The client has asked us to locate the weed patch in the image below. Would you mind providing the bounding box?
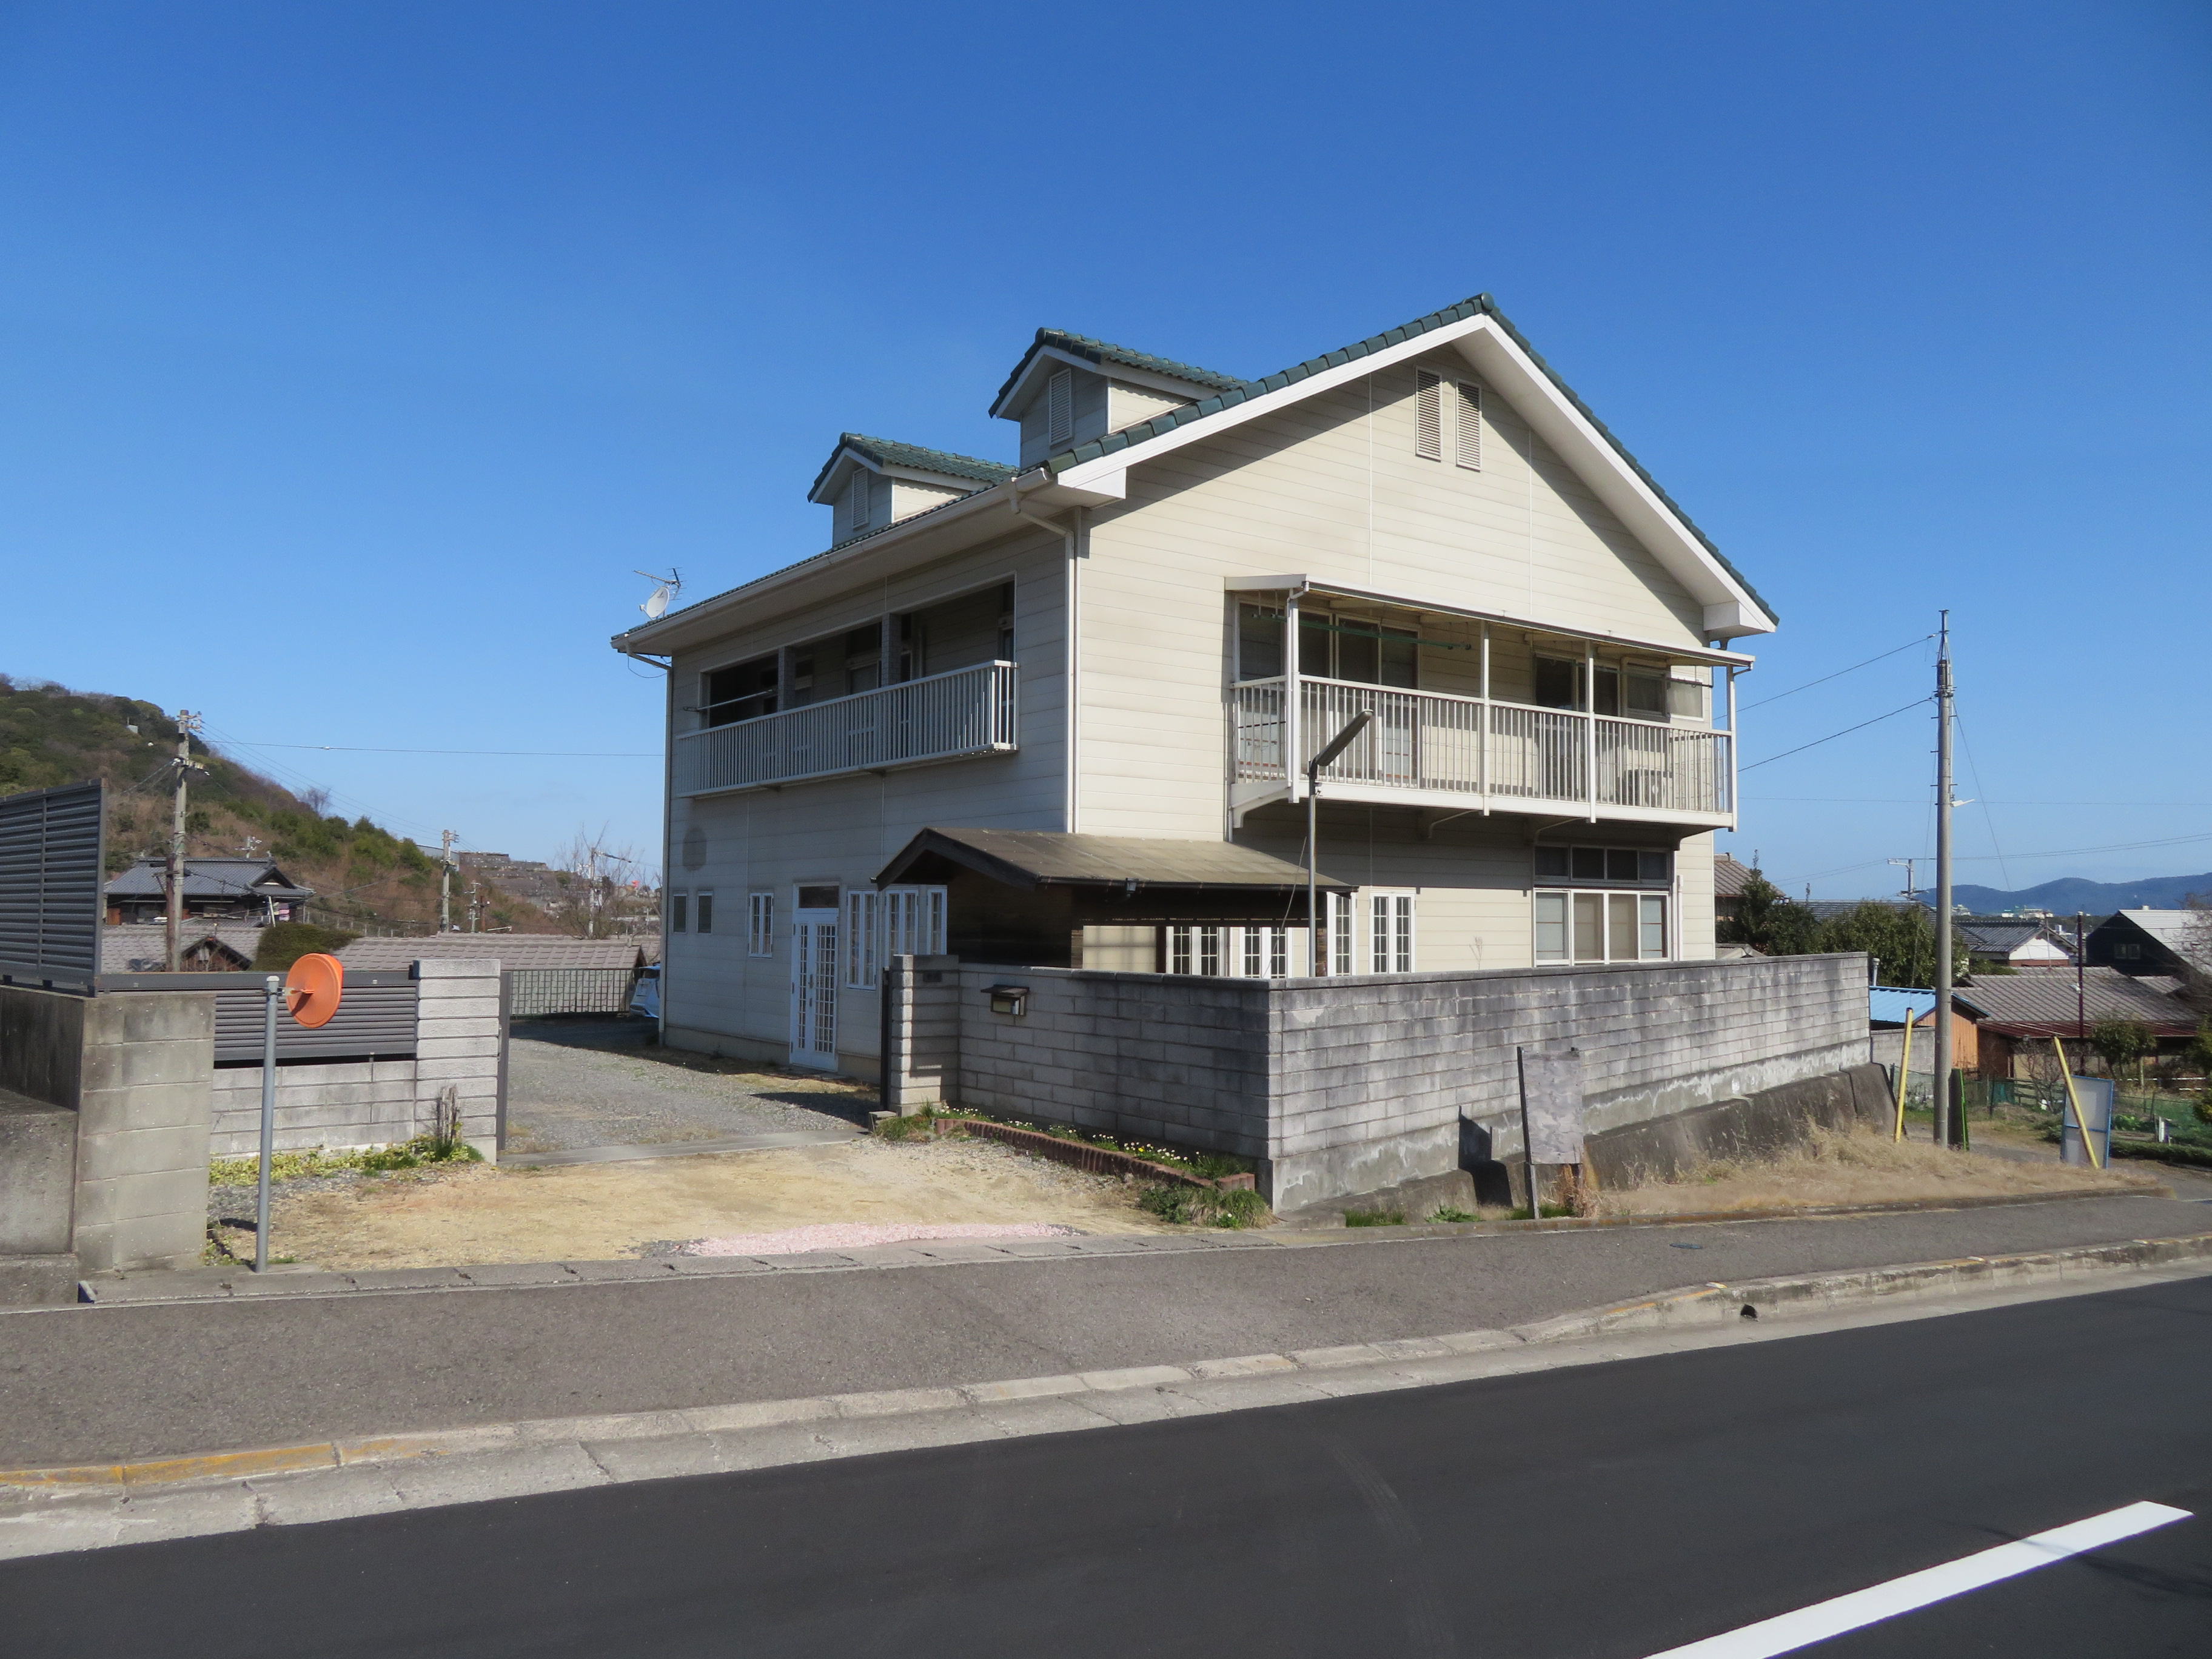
[1342,1207,1405,1227]
[1427,1205,1476,1224]
[1138,1184,1271,1228]
[210,1134,481,1187]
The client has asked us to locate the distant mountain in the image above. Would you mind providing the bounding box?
[1914,873,2212,916]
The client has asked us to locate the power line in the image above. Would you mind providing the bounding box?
[1739,698,1931,773]
[1739,636,1931,711]
[219,741,657,758]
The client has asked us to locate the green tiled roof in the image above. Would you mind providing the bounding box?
[1043,293,1775,623]
[991,329,1246,414]
[808,432,1014,501]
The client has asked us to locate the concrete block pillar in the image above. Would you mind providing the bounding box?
[72,990,216,1273]
[881,955,960,1114]
[413,957,503,1161]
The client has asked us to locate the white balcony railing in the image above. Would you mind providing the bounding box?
[677,660,1017,797]
[1232,677,1732,819]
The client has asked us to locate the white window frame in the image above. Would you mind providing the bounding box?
[1167,923,1293,979]
[748,891,774,957]
[1535,890,1670,964]
[844,889,880,988]
[882,885,947,959]
[1325,890,1356,975]
[1369,891,1415,974]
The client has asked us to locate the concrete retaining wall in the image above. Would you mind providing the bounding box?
[883,953,1872,1212]
[1583,1062,1894,1188]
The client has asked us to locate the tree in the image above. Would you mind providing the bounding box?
[551,826,660,938]
[1718,871,1820,956]
[2089,1016,2156,1090]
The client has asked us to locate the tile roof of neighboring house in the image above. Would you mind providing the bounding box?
[808,433,1015,501]
[990,328,1247,413]
[100,922,262,973]
[335,935,649,970]
[105,857,315,901]
[1869,986,1939,1027]
[1956,919,2070,957]
[876,826,1352,893]
[1951,967,2197,1036]
[1713,854,1756,899]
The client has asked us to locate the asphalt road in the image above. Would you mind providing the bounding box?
[5,1193,2207,1467]
[5,1274,2208,1657]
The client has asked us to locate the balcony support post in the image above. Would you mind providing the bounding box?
[1584,640,1599,822]
[1478,623,1491,811]
[1284,589,1303,802]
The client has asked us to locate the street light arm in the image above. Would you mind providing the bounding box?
[1308,710,1372,780]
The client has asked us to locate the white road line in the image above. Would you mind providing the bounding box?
[1641,1500,2192,1658]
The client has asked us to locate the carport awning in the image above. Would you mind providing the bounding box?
[874,828,1350,894]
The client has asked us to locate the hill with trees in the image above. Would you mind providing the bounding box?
[0,675,563,936]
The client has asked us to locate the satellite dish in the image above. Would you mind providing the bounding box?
[635,568,681,620]
[284,953,345,1029]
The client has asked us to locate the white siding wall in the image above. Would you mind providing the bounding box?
[1106,381,1190,433]
[889,478,963,523]
[663,524,1068,1070]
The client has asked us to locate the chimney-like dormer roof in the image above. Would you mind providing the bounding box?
[806,432,1015,504]
[988,329,1245,421]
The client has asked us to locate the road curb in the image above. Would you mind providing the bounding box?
[7,1228,2208,1528]
[48,1185,2167,1310]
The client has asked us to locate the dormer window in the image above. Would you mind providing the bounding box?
[1047,369,1074,448]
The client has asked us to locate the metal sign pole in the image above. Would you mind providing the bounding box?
[255,973,280,1272]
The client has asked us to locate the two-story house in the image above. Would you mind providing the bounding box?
[614,295,1777,1078]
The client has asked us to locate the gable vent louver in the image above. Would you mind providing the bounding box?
[1047,369,1074,448]
[1415,370,1443,461]
[846,471,871,532]
[1456,381,1481,471]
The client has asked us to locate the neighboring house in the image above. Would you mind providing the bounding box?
[1950,968,2198,1079]
[2085,910,2208,979]
[99,922,261,973]
[1865,985,1971,1078]
[613,295,1778,1076]
[1954,917,2074,973]
[1712,853,1755,928]
[104,857,313,925]
[337,936,651,971]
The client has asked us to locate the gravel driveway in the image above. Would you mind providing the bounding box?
[504,1019,869,1154]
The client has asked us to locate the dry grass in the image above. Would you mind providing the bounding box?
[1587,1125,2164,1219]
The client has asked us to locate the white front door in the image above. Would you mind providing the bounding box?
[789,913,839,1069]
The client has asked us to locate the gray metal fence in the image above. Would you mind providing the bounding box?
[96,970,420,1062]
[505,967,642,1017]
[0,780,106,993]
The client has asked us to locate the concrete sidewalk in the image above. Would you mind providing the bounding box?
[4,1192,2207,1469]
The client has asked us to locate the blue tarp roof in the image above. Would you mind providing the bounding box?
[1869,986,1938,1026]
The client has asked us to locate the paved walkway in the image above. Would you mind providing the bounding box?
[503,1019,865,1154]
[5,1191,2207,1467]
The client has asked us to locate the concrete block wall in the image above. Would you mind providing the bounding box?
[70,990,216,1273]
[882,953,1872,1211]
[207,959,504,1159]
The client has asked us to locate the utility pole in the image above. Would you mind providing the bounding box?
[1932,614,1956,1149]
[165,710,203,972]
[439,831,457,933]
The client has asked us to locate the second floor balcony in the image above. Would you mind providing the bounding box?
[677,660,1017,797]
[1232,676,1734,826]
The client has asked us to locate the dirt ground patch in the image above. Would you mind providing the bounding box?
[268,1136,1177,1270]
[1587,1125,2165,1219]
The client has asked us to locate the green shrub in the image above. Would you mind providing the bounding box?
[871,1111,936,1143]
[1427,1205,1476,1224]
[1342,1207,1405,1227]
[252,921,360,973]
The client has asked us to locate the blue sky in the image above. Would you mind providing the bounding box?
[2,1,2205,893]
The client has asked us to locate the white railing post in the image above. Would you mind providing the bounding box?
[1583,641,1598,822]
[1478,622,1490,808]
[1284,590,1302,802]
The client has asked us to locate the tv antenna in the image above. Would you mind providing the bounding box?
[635,569,682,620]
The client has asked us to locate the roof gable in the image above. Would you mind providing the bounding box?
[988,329,1245,421]
[806,434,1014,505]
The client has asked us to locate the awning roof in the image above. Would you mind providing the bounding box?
[876,828,1350,893]
[1224,575,1755,668]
